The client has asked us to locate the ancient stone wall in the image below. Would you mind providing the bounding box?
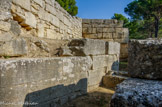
[82,19,129,59]
[0,0,122,106]
[0,0,82,40]
[128,39,162,80]
[0,39,120,107]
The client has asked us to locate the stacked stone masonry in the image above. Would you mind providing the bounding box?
[0,39,120,107]
[0,0,82,40]
[0,0,124,106]
[82,19,129,59]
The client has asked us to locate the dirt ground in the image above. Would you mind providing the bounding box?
[62,87,115,107]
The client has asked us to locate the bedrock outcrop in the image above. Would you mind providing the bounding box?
[128,39,162,80]
[111,78,162,107]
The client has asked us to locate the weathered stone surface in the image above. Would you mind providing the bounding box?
[0,0,12,12]
[0,21,11,31]
[0,57,93,106]
[128,39,162,80]
[0,38,28,56]
[45,3,56,15]
[13,0,31,11]
[0,33,13,42]
[58,39,106,56]
[37,23,45,38]
[107,55,119,71]
[111,78,162,107]
[103,75,127,89]
[24,12,37,28]
[120,43,128,59]
[68,39,106,56]
[88,68,106,91]
[0,12,12,21]
[107,41,120,55]
[92,55,108,70]
[33,0,43,7]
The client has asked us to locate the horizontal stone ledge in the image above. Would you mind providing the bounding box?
[58,39,106,56]
[0,56,92,88]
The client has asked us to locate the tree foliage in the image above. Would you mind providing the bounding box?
[124,0,162,38]
[112,13,146,39]
[56,0,78,16]
[112,13,129,27]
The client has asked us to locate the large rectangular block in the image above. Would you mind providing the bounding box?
[23,12,37,28]
[107,54,119,71]
[128,39,162,80]
[107,41,120,55]
[68,39,106,56]
[0,58,63,87]
[0,21,11,31]
[92,55,109,70]
[0,38,28,57]
[88,68,106,89]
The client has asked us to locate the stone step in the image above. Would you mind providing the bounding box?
[102,74,128,89]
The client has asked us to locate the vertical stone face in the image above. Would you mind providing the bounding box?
[82,19,129,60]
[128,39,162,80]
[37,23,44,38]
[0,38,28,56]
[24,12,37,28]
[107,42,120,55]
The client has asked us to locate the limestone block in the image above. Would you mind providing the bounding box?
[46,29,57,39]
[82,23,91,28]
[68,39,106,56]
[0,84,29,106]
[96,28,102,33]
[0,32,13,42]
[92,55,109,70]
[0,0,12,12]
[33,0,43,7]
[38,9,51,22]
[37,23,44,38]
[0,12,12,20]
[107,55,119,71]
[82,28,88,33]
[50,15,60,27]
[128,39,162,80]
[82,19,91,24]
[91,19,104,24]
[62,56,92,84]
[12,0,31,11]
[45,3,56,15]
[64,17,71,27]
[111,78,162,107]
[120,43,128,59]
[23,12,37,28]
[0,58,63,87]
[0,38,28,56]
[102,75,127,89]
[58,46,73,56]
[91,28,96,33]
[107,41,120,54]
[45,0,55,6]
[103,28,115,33]
[10,20,21,35]
[83,33,98,39]
[103,33,113,39]
[88,68,106,89]
[0,21,11,31]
